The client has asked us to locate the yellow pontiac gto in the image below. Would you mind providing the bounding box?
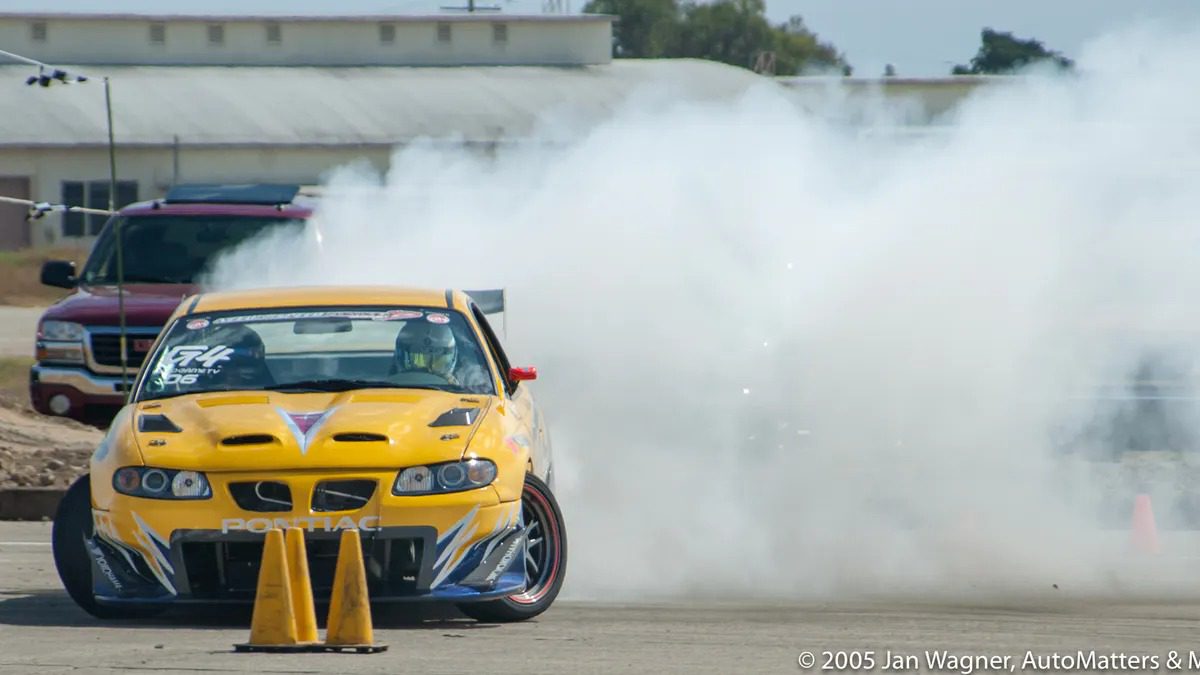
[52,286,565,622]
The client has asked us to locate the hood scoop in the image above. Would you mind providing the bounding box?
[198,394,270,408]
[429,407,480,428]
[332,432,389,443]
[221,434,278,446]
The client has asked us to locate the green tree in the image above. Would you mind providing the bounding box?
[583,0,679,57]
[676,0,775,69]
[583,0,848,75]
[952,28,1074,75]
[771,13,843,75]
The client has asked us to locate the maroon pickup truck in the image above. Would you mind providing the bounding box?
[31,184,313,426]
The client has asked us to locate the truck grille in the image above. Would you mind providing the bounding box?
[89,333,152,368]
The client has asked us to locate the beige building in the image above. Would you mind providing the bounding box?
[3,12,614,67]
[778,75,995,126]
[0,11,787,249]
[0,12,998,250]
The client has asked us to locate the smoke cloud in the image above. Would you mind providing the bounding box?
[204,22,1200,602]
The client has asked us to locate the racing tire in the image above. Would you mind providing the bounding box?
[457,473,567,623]
[52,475,164,620]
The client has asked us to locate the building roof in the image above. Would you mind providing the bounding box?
[1,12,608,23]
[0,60,770,148]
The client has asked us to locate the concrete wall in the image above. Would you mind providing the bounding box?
[0,14,613,66]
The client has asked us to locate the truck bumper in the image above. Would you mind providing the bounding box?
[29,365,126,427]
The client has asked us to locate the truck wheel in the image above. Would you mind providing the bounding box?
[52,475,163,620]
[457,473,567,622]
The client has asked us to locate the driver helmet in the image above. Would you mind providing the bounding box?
[215,325,269,386]
[394,320,457,379]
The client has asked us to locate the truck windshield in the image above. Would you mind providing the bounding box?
[80,215,304,285]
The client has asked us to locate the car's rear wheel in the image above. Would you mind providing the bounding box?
[52,475,163,620]
[457,473,566,622]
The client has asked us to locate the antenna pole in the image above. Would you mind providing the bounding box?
[106,76,129,400]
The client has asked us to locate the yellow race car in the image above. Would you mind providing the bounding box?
[52,286,565,622]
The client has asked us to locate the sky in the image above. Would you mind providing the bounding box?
[7,0,1200,75]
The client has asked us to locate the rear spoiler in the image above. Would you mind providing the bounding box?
[466,289,505,315]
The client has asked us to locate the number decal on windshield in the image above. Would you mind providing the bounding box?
[163,345,234,369]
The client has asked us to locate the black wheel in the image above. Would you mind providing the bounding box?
[458,473,567,622]
[52,475,163,620]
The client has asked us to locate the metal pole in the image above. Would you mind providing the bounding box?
[105,77,129,400]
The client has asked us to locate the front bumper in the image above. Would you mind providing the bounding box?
[30,365,126,425]
[88,471,526,606]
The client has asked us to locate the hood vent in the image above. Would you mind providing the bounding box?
[221,434,278,446]
[138,414,182,433]
[333,432,388,443]
[429,407,480,427]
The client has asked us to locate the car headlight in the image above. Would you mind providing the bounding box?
[393,459,496,495]
[113,467,211,499]
[38,320,84,342]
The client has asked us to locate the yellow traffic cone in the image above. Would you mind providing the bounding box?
[235,528,311,652]
[322,528,387,653]
[286,528,319,644]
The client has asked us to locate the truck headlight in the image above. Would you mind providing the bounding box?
[393,459,496,495]
[36,321,86,364]
[113,467,211,499]
[38,320,84,342]
[36,341,85,364]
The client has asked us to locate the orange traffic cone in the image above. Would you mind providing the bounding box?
[321,529,387,653]
[286,528,319,645]
[1130,493,1160,554]
[235,528,312,652]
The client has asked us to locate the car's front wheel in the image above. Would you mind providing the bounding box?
[458,473,567,622]
[52,475,163,620]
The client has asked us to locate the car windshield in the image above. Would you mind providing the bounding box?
[81,215,304,285]
[136,306,496,400]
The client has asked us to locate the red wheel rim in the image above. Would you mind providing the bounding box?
[509,483,560,605]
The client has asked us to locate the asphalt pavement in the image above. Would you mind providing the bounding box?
[6,521,1200,674]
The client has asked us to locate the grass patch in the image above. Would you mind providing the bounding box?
[0,246,89,307]
[0,355,32,402]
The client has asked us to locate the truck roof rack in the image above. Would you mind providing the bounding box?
[163,184,301,205]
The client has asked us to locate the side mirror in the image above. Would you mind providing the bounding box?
[41,260,77,289]
[508,366,538,382]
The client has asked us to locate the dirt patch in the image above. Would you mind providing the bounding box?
[0,246,87,307]
[0,356,31,400]
[0,392,101,489]
[0,338,102,490]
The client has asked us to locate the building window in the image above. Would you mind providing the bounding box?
[207,23,225,45]
[492,23,508,44]
[149,22,166,45]
[31,21,47,42]
[61,180,138,237]
[379,23,395,44]
[265,22,282,45]
[437,23,452,43]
